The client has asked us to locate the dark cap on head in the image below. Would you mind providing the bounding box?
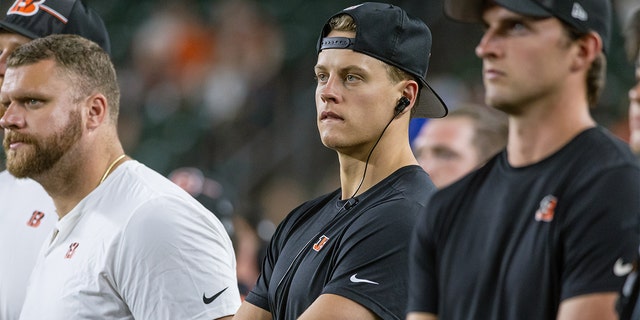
[316,2,448,119]
[0,0,111,54]
[444,0,611,53]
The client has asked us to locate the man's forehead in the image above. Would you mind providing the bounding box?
[316,49,386,71]
[4,61,60,89]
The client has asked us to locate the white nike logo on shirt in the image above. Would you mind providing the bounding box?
[350,273,378,285]
[613,258,634,277]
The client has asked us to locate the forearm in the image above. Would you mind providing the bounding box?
[556,293,618,320]
[406,312,438,320]
[233,301,272,320]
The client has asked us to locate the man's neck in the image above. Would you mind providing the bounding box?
[506,102,595,167]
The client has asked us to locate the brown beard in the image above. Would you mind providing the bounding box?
[3,110,82,178]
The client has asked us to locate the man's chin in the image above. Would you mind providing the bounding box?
[6,167,31,179]
[6,156,38,178]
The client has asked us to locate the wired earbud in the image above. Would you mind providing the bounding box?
[349,96,411,201]
[394,96,410,116]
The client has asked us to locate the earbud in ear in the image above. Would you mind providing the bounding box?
[394,96,410,115]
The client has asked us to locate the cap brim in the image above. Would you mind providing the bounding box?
[445,0,550,23]
[414,82,448,118]
[0,20,38,39]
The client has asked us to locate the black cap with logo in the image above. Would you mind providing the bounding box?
[0,0,110,54]
[444,0,611,53]
[317,2,448,119]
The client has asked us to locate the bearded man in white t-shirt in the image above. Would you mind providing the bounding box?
[0,32,240,320]
[0,1,111,319]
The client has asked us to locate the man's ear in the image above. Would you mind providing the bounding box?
[401,80,420,114]
[571,31,602,72]
[86,93,108,130]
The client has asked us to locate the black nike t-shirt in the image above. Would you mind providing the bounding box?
[246,165,435,320]
[408,127,640,319]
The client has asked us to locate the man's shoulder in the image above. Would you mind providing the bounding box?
[576,127,638,165]
[376,165,435,205]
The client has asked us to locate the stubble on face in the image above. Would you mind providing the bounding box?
[4,109,83,178]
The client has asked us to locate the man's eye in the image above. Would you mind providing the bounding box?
[509,22,527,32]
[315,74,327,82]
[346,74,359,82]
[24,99,42,108]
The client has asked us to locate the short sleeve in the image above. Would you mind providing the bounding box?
[321,200,422,319]
[114,197,241,319]
[561,165,640,300]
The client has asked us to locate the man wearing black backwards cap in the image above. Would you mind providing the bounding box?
[0,1,110,319]
[234,2,446,319]
[407,0,640,319]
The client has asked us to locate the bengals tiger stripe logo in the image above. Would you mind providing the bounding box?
[312,235,329,252]
[535,195,557,222]
[65,242,79,259]
[7,0,68,23]
[26,210,45,228]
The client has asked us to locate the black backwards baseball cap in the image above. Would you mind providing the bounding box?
[317,2,448,118]
[0,0,111,54]
[444,0,611,53]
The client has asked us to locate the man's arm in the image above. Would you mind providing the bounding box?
[234,294,379,320]
[298,294,379,320]
[556,293,618,320]
[406,312,438,320]
[233,301,272,320]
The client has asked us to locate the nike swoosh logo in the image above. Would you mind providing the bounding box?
[613,258,634,277]
[202,287,228,304]
[350,273,378,285]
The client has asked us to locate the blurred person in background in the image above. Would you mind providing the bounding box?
[617,6,640,320]
[0,1,111,319]
[412,104,507,188]
[233,3,447,319]
[627,6,640,156]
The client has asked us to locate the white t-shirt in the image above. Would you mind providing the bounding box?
[0,171,56,320]
[19,160,241,320]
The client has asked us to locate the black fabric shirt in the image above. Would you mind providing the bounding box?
[408,127,640,319]
[246,165,436,320]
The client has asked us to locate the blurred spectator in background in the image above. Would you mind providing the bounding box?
[122,1,216,172]
[412,104,507,188]
[118,0,298,227]
[617,6,640,320]
[626,6,640,156]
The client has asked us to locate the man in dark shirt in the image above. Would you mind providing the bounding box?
[407,0,640,319]
[233,2,447,319]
